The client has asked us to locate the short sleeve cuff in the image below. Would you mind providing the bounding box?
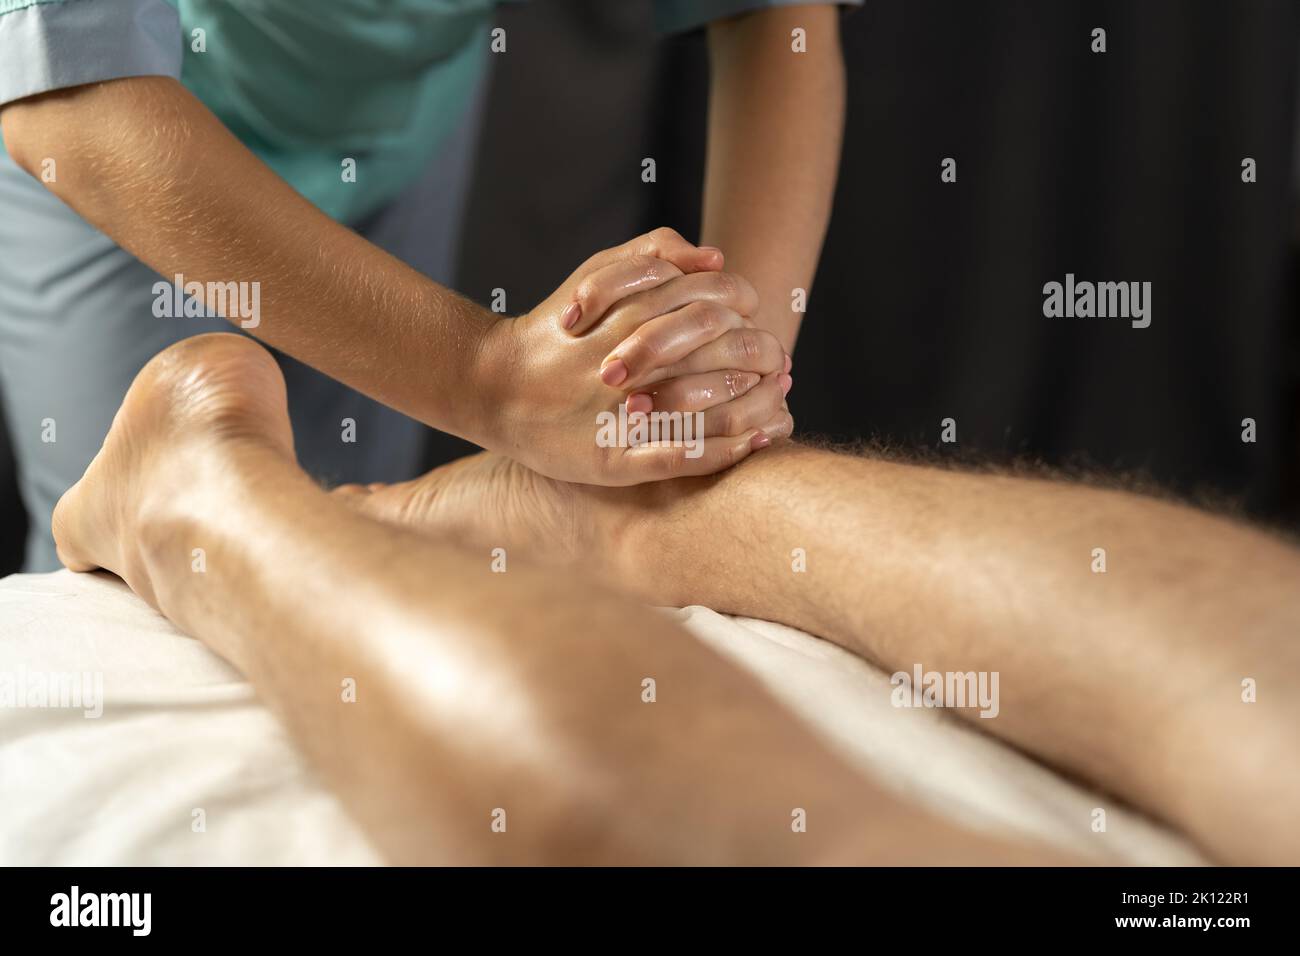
[0,0,182,107]
[654,0,864,36]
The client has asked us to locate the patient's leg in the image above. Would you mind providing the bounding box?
[342,446,1300,864]
[52,334,1069,865]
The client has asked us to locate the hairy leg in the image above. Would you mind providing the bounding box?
[341,446,1300,864]
[53,334,1071,865]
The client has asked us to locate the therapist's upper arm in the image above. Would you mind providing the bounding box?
[0,0,183,168]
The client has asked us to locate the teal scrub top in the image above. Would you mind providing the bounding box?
[0,0,857,223]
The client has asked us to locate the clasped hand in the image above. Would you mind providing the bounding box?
[477,228,793,485]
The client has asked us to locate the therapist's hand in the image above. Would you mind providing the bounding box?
[478,229,792,486]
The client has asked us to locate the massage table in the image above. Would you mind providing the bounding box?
[0,570,1206,865]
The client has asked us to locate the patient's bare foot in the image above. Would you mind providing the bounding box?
[334,453,595,568]
[52,334,295,606]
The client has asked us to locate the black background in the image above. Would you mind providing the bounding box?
[2,865,1285,941]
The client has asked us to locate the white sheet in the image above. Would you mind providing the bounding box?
[0,570,1206,865]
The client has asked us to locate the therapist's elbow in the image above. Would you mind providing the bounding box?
[2,77,187,185]
[1,86,94,183]
[1,96,46,177]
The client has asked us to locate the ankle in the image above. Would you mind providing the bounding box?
[133,435,287,616]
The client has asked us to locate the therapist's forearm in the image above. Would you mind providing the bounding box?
[701,6,845,353]
[0,76,495,442]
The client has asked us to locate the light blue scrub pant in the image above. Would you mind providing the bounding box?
[0,86,485,572]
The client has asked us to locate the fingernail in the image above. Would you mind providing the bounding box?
[750,431,771,450]
[561,302,582,330]
[783,352,793,374]
[779,373,793,397]
[699,245,722,256]
[600,359,628,387]
[626,392,653,414]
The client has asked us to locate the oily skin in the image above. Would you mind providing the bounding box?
[341,445,1300,866]
[52,334,1072,865]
